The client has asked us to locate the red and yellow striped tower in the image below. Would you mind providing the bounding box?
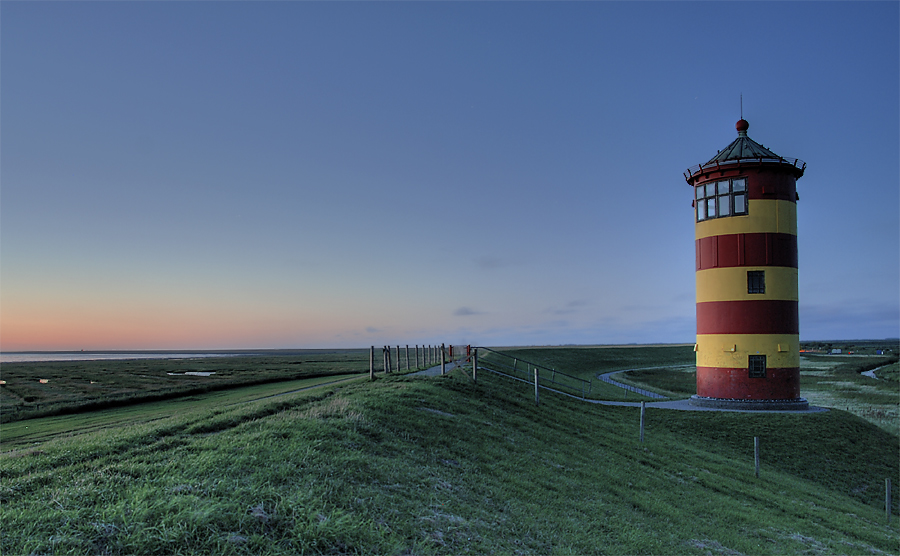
[685,119,808,410]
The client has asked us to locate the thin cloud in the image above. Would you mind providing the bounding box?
[454,307,484,317]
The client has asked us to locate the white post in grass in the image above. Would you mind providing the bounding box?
[534,367,540,405]
[441,344,446,375]
[754,437,760,478]
[369,346,374,380]
[405,345,410,371]
[639,401,646,443]
[472,348,477,383]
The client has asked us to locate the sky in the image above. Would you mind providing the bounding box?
[1,2,898,351]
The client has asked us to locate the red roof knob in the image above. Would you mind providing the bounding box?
[736,119,749,133]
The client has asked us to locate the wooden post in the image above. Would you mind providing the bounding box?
[887,478,892,524]
[416,345,420,368]
[639,401,646,443]
[369,346,374,380]
[395,346,400,373]
[441,343,446,375]
[383,347,388,374]
[472,348,478,383]
[405,345,410,371]
[754,437,760,478]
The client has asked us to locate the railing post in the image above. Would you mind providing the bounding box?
[887,478,892,524]
[534,367,539,405]
[640,401,646,443]
[416,345,420,368]
[396,346,400,373]
[405,345,410,371]
[754,437,760,478]
[369,346,374,380]
[440,344,446,375]
[472,348,478,383]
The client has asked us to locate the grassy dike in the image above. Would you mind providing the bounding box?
[2,368,898,555]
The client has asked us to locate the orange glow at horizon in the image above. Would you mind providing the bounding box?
[0,297,368,351]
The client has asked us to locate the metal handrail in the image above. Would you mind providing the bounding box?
[684,156,806,181]
[475,347,592,399]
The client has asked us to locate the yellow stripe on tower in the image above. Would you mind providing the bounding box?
[696,267,798,302]
[696,200,797,240]
[696,333,800,368]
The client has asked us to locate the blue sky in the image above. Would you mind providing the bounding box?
[2,2,898,350]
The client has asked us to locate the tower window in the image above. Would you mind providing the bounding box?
[748,271,765,294]
[748,355,766,378]
[696,178,748,221]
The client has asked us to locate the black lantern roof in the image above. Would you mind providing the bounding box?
[684,119,805,183]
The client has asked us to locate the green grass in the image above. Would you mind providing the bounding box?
[481,345,696,401]
[2,359,897,555]
[0,351,383,423]
[616,366,697,398]
[0,373,364,450]
[799,354,900,436]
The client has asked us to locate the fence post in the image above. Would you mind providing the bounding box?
[416,345,420,368]
[639,401,646,443]
[534,367,540,405]
[472,348,478,383]
[754,437,760,478]
[369,346,374,380]
[395,346,400,373]
[405,345,410,371]
[383,347,388,374]
[887,478,892,524]
[441,344,446,375]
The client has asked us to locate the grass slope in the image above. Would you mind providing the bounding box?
[2,368,897,555]
[0,352,373,423]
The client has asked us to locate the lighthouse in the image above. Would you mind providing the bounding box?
[684,119,808,410]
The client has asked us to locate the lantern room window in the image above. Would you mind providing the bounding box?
[696,178,748,221]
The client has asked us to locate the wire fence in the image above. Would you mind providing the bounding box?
[368,344,472,376]
[474,347,592,399]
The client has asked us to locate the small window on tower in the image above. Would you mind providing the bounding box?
[748,271,765,294]
[748,355,766,378]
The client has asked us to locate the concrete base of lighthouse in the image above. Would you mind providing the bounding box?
[689,395,809,411]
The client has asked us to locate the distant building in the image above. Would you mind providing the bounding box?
[685,118,808,410]
[831,349,842,354]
